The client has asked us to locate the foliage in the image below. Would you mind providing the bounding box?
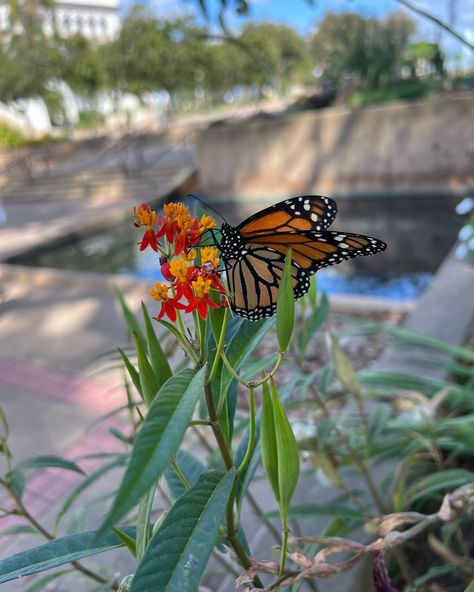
[311,11,415,89]
[0,202,472,591]
[0,123,29,148]
[349,78,441,107]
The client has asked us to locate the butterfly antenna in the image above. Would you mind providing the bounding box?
[187,194,228,224]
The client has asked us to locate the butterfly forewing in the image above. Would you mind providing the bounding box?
[238,196,337,236]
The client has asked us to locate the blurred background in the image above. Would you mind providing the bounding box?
[0,1,473,590]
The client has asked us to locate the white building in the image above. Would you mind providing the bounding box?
[0,0,120,42]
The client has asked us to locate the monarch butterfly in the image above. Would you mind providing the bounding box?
[216,195,387,321]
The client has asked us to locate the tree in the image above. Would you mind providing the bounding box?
[0,31,57,101]
[55,34,108,96]
[311,12,415,89]
[237,22,308,91]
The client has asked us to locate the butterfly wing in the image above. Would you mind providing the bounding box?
[224,243,312,320]
[237,196,337,236]
[224,231,387,320]
[248,231,387,273]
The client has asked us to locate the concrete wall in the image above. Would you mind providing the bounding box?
[196,93,474,198]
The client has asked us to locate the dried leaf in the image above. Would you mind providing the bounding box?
[287,550,313,569]
[235,560,278,587]
[365,512,426,536]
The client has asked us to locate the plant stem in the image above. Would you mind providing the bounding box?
[208,308,229,384]
[170,455,191,489]
[203,383,264,588]
[279,513,290,576]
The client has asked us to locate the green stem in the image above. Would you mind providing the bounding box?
[208,308,229,384]
[170,455,191,489]
[236,386,255,478]
[279,513,290,576]
[250,352,284,388]
[202,383,264,588]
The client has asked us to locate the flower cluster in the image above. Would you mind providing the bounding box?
[134,202,226,321]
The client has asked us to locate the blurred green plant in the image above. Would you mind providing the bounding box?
[0,204,473,591]
[0,123,29,149]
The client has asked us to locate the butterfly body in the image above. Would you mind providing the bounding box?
[218,196,387,321]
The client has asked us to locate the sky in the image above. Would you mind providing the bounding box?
[134,0,474,62]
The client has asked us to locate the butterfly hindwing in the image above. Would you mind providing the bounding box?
[225,243,311,320]
[238,195,337,236]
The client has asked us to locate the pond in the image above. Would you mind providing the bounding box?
[9,217,433,299]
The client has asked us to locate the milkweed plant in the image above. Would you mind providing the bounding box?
[0,201,473,592]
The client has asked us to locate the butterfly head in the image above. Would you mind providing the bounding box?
[219,223,244,260]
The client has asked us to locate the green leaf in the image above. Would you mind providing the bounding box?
[464,580,474,592]
[401,469,474,508]
[261,502,367,521]
[99,368,205,535]
[260,381,279,503]
[130,470,235,592]
[271,378,300,516]
[276,248,295,352]
[115,287,145,345]
[0,526,136,583]
[136,487,155,563]
[326,332,360,394]
[112,527,137,557]
[10,456,85,499]
[142,302,172,389]
[135,332,160,407]
[298,292,329,357]
[381,324,474,363]
[55,454,127,530]
[119,348,142,398]
[0,525,38,537]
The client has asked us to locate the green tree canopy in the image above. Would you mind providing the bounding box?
[311,11,415,89]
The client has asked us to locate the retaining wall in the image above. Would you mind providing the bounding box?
[196,93,474,197]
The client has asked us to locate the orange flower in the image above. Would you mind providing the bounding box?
[149,282,185,322]
[185,275,219,319]
[134,203,158,251]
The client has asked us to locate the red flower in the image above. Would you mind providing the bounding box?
[140,228,159,252]
[185,276,219,319]
[157,298,186,323]
[149,282,185,323]
[134,204,159,252]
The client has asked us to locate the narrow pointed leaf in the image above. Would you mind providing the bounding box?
[134,332,160,407]
[136,487,155,562]
[276,249,295,352]
[10,456,85,499]
[260,381,280,502]
[115,287,145,345]
[112,527,136,557]
[99,368,204,535]
[142,303,172,389]
[118,348,142,397]
[130,470,235,592]
[271,378,300,515]
[0,526,136,583]
[327,332,360,394]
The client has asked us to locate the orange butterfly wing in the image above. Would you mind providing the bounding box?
[219,195,387,320]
